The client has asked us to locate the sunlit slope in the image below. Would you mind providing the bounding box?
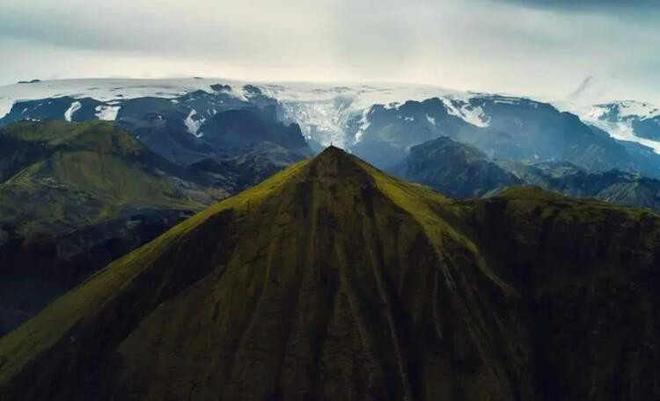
[0,147,658,401]
[0,121,212,236]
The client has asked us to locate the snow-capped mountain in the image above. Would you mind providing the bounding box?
[1,78,659,178]
[3,78,659,153]
[561,100,660,153]
[0,78,472,148]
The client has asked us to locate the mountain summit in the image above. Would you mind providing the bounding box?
[1,147,659,401]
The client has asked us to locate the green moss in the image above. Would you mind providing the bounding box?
[0,121,213,236]
[0,158,309,386]
[0,147,658,401]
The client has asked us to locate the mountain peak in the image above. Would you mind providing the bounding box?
[315,145,351,161]
[305,145,371,182]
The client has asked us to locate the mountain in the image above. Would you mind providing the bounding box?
[0,120,227,335]
[1,147,658,401]
[0,120,310,335]
[394,136,521,198]
[565,100,660,147]
[0,80,312,167]
[351,95,660,177]
[504,161,660,211]
[1,79,658,177]
[399,136,660,211]
[0,121,220,231]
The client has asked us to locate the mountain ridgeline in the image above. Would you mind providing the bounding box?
[0,119,308,335]
[397,136,660,211]
[2,80,659,180]
[0,147,658,401]
[0,120,217,335]
[0,84,311,167]
[350,96,660,178]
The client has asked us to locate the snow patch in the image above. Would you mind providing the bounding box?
[278,97,354,147]
[64,101,81,122]
[561,100,660,154]
[0,78,247,119]
[612,100,660,119]
[94,105,120,121]
[353,108,371,144]
[441,97,489,127]
[579,101,660,122]
[426,114,436,126]
[184,109,205,137]
[586,119,660,154]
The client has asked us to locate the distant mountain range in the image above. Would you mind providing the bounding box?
[565,100,660,144]
[1,78,659,156]
[396,136,660,211]
[0,79,658,335]
[1,147,658,401]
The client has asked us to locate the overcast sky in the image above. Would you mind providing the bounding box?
[2,0,659,103]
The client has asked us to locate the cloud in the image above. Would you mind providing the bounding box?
[0,0,659,104]
[490,0,660,12]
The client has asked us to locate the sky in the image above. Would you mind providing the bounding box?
[2,0,659,104]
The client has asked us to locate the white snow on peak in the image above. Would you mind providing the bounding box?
[184,109,205,137]
[440,96,489,127]
[64,101,81,122]
[0,79,469,147]
[259,82,460,147]
[0,78,246,119]
[277,97,354,148]
[94,105,120,121]
[353,108,371,144]
[590,119,660,154]
[2,78,658,155]
[594,100,660,120]
[426,114,436,126]
[559,100,660,154]
[258,82,459,111]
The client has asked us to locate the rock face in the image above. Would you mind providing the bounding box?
[0,147,658,401]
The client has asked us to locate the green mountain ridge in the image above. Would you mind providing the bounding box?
[0,121,221,236]
[0,120,226,335]
[0,147,658,401]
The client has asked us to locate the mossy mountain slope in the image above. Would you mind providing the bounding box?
[0,120,224,335]
[0,147,659,401]
[0,121,219,236]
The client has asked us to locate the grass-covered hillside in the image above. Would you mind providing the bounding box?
[0,120,220,235]
[0,121,225,335]
[0,147,658,401]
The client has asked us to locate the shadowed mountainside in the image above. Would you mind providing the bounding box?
[0,147,658,401]
[398,136,660,211]
[0,120,311,335]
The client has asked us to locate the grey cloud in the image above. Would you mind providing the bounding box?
[0,0,659,104]
[491,0,660,10]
